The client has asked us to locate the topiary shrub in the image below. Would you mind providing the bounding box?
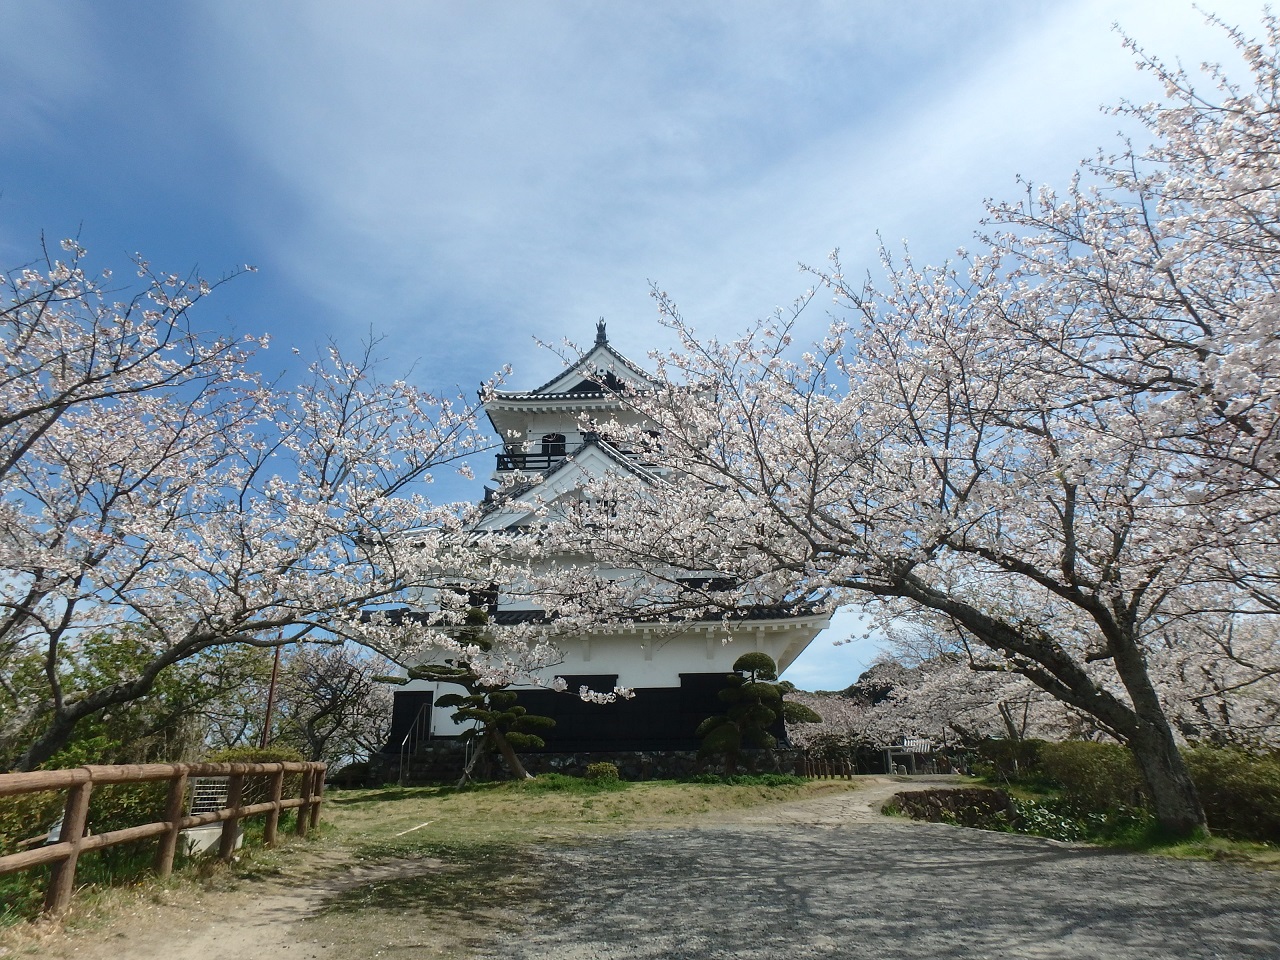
[1183,747,1280,844]
[202,745,308,764]
[1037,741,1146,814]
[698,653,807,775]
[404,607,555,784]
[584,761,620,783]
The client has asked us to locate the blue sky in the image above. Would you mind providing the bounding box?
[0,0,1265,689]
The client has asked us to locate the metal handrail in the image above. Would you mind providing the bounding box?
[397,701,433,786]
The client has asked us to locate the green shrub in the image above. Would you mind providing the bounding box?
[972,738,1046,782]
[584,762,620,783]
[202,745,308,764]
[1184,747,1280,844]
[0,790,67,925]
[888,787,1157,845]
[1037,741,1146,813]
[0,790,65,857]
[518,773,627,794]
[1011,795,1155,845]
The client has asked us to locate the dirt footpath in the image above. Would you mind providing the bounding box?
[10,777,1279,960]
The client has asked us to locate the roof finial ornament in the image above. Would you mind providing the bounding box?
[595,318,607,345]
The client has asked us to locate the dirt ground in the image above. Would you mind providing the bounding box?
[5,777,1278,960]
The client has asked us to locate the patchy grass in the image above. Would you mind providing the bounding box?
[326,776,848,855]
[1148,835,1280,866]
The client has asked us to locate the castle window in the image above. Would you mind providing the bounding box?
[541,433,566,457]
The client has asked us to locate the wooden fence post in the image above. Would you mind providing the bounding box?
[45,776,93,916]
[154,767,188,877]
[308,767,324,831]
[294,767,312,837]
[218,768,244,861]
[264,768,284,846]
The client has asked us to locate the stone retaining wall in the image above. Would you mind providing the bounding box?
[371,743,804,784]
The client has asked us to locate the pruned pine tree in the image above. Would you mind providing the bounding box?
[697,653,820,774]
[407,609,555,784]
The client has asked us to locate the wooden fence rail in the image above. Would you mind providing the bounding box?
[0,760,326,917]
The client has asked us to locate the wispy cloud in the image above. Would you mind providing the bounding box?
[185,2,1057,373]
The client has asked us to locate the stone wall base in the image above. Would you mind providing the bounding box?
[371,743,804,785]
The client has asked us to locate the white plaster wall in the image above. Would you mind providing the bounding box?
[399,616,828,737]
[498,408,651,451]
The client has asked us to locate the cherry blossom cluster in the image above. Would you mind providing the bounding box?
[537,16,1280,834]
[0,245,540,770]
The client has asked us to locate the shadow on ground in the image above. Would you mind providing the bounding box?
[471,822,1280,960]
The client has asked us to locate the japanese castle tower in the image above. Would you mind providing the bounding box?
[385,323,830,768]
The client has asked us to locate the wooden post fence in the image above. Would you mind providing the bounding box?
[801,755,854,780]
[0,760,325,917]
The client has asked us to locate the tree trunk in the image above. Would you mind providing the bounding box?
[900,582,1210,837]
[997,703,1021,742]
[456,737,483,787]
[491,728,533,780]
[1109,628,1209,836]
[13,709,78,772]
[1126,723,1206,837]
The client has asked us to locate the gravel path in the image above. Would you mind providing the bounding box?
[480,781,1280,960]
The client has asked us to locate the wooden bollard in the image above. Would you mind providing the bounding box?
[295,768,312,837]
[308,767,324,831]
[264,768,284,846]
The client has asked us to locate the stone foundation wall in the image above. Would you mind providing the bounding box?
[523,748,804,781]
[371,743,804,785]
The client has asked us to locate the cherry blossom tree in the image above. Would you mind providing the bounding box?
[552,17,1280,836]
[0,243,517,771]
[784,689,871,758]
[1148,615,1280,749]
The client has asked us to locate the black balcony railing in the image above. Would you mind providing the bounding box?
[496,442,662,472]
[496,452,565,471]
